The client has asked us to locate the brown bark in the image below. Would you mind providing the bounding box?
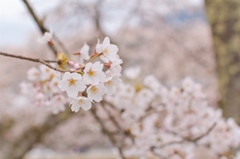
[205,0,240,123]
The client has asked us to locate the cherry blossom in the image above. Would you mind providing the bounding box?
[37,30,53,44]
[50,95,66,114]
[39,65,57,80]
[87,84,107,102]
[79,43,90,64]
[97,37,119,61]
[104,68,240,159]
[104,74,122,95]
[70,96,92,112]
[27,67,40,81]
[58,72,86,98]
[83,61,106,85]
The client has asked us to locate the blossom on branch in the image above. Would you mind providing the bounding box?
[70,96,92,112]
[20,35,122,113]
[27,67,40,81]
[83,62,106,85]
[79,43,90,64]
[96,37,119,61]
[37,30,53,44]
[87,84,107,102]
[58,72,86,98]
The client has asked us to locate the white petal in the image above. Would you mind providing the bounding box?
[71,102,80,112]
[113,76,122,85]
[58,80,68,91]
[90,93,102,102]
[62,72,72,80]
[71,73,82,80]
[96,39,102,53]
[44,32,52,41]
[97,71,106,83]
[83,73,91,84]
[84,63,93,73]
[109,44,119,53]
[81,99,92,111]
[102,37,110,49]
[92,61,103,71]
[105,85,113,95]
[100,55,109,63]
[80,43,89,53]
[75,81,86,92]
[66,87,79,98]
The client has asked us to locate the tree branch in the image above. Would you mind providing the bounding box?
[90,106,126,159]
[0,51,75,73]
[155,122,217,149]
[0,51,56,63]
[22,0,69,54]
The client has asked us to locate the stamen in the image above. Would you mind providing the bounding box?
[90,86,99,94]
[103,48,109,54]
[88,70,96,77]
[68,78,76,86]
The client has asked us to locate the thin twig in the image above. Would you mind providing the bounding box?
[90,106,126,159]
[101,100,135,143]
[0,52,56,63]
[101,101,122,131]
[191,122,217,142]
[155,122,217,149]
[22,0,68,54]
[0,51,73,73]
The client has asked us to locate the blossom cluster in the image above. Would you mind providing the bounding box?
[19,32,240,158]
[21,34,122,113]
[20,65,67,114]
[104,67,240,159]
[57,37,122,112]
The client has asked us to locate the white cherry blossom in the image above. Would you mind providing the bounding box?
[143,75,161,93]
[58,72,86,98]
[27,67,40,81]
[79,43,90,64]
[83,61,106,84]
[97,37,119,61]
[39,65,57,80]
[70,96,92,112]
[49,77,60,93]
[109,56,123,76]
[87,84,107,102]
[37,31,53,43]
[104,74,122,95]
[96,39,102,53]
[135,88,155,106]
[50,95,66,114]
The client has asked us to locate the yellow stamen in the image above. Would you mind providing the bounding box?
[45,68,50,72]
[105,80,113,86]
[103,48,109,54]
[68,78,76,86]
[78,99,84,105]
[50,73,55,79]
[90,86,99,94]
[88,70,96,77]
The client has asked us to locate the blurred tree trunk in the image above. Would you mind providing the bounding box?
[205,0,240,124]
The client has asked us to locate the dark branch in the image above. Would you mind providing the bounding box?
[0,51,74,73]
[22,0,68,54]
[90,106,126,159]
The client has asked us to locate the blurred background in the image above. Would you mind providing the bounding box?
[0,0,239,158]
